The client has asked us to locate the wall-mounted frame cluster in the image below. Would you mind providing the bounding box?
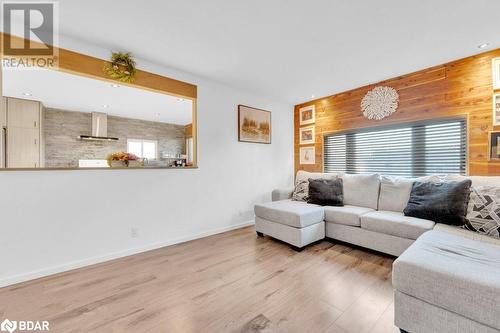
[298,105,316,165]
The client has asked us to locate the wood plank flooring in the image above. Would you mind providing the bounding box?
[0,227,399,333]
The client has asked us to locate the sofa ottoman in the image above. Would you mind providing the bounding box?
[254,200,325,251]
[393,229,500,333]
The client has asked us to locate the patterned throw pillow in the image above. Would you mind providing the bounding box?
[464,186,500,239]
[292,179,309,202]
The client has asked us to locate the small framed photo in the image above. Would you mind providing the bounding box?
[489,131,500,160]
[493,57,500,90]
[494,94,500,126]
[299,126,315,145]
[299,105,315,125]
[300,146,315,165]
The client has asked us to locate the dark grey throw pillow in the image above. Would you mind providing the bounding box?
[307,178,344,206]
[403,180,472,226]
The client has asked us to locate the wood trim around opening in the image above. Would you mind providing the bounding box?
[0,32,198,170]
[0,33,197,99]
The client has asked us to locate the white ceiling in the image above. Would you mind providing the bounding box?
[9,1,500,104]
[2,69,193,125]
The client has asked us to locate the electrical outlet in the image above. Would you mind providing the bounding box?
[130,227,139,238]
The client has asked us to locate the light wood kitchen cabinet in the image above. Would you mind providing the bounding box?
[7,127,39,168]
[0,97,6,168]
[5,97,43,168]
[7,98,40,129]
[0,98,5,127]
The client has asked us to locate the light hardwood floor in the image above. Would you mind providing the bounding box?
[0,227,399,333]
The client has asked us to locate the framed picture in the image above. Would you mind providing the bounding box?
[489,131,500,160]
[299,105,315,125]
[238,105,271,144]
[494,94,500,126]
[300,146,315,165]
[493,57,500,90]
[299,126,315,145]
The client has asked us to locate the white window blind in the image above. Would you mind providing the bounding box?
[324,119,466,177]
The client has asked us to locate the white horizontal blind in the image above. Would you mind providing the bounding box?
[324,119,466,177]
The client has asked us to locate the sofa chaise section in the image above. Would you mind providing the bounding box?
[254,200,325,250]
[393,229,500,333]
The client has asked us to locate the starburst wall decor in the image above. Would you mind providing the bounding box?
[361,86,399,120]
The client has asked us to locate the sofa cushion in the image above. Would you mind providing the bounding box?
[342,174,380,210]
[324,205,374,227]
[393,230,500,330]
[404,179,472,226]
[361,211,434,240]
[296,170,340,183]
[254,200,324,228]
[307,178,344,206]
[378,176,413,212]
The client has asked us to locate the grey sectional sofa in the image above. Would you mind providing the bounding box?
[254,171,500,333]
[256,171,438,255]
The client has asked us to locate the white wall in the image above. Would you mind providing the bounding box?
[0,36,294,287]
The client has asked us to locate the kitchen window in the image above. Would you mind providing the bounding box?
[127,139,158,159]
[323,119,467,177]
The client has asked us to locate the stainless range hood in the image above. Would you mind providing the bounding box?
[78,112,118,141]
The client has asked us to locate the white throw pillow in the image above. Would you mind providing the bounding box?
[341,174,380,209]
[378,175,414,212]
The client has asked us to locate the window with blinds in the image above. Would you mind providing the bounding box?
[324,119,466,177]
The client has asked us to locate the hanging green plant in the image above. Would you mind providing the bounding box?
[103,52,137,83]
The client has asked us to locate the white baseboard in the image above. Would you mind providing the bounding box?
[0,220,255,288]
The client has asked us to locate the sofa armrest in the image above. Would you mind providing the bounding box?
[272,187,294,201]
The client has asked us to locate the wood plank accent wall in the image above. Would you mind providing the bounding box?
[295,48,500,176]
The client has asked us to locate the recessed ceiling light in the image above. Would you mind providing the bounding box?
[311,95,315,99]
[110,84,120,88]
[177,98,185,102]
[478,43,490,49]
[22,92,32,96]
[102,104,109,108]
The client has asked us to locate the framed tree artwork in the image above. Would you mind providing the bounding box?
[238,105,271,144]
[299,105,315,125]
